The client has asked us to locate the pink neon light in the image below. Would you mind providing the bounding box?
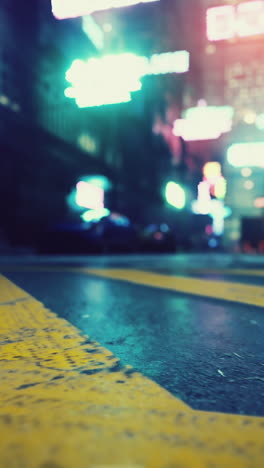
[207,2,264,41]
[76,181,104,210]
[206,5,236,41]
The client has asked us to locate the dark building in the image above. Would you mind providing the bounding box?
[0,0,193,249]
[0,0,116,247]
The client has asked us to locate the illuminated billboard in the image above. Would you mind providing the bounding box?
[207,1,264,41]
[52,0,159,19]
[173,105,233,141]
[65,51,189,107]
[227,142,264,167]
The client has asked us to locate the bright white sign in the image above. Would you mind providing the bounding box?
[207,1,264,41]
[52,0,159,19]
[173,106,233,141]
[65,51,189,107]
[227,143,264,167]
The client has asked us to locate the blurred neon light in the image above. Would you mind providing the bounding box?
[236,1,264,37]
[148,51,189,74]
[52,0,159,20]
[214,177,227,200]
[255,113,264,130]
[192,188,231,235]
[66,51,189,107]
[81,208,110,223]
[192,181,211,215]
[207,5,236,41]
[203,162,221,180]
[227,143,264,167]
[165,182,186,209]
[183,105,233,122]
[173,106,233,141]
[241,167,252,177]
[66,55,145,106]
[82,15,104,50]
[76,181,104,209]
[207,1,264,41]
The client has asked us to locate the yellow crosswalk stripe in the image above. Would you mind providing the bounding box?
[0,274,264,467]
[84,268,264,307]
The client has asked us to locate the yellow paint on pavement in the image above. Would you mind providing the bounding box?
[191,268,264,278]
[0,274,264,468]
[84,268,264,307]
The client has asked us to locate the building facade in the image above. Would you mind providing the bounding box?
[186,0,264,249]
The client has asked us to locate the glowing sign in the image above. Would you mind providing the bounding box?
[183,106,233,122]
[65,55,145,107]
[66,51,189,107]
[52,0,159,20]
[207,5,236,41]
[236,1,264,37]
[165,182,186,209]
[227,143,264,167]
[207,1,264,41]
[173,106,233,141]
[76,181,104,209]
[148,51,190,74]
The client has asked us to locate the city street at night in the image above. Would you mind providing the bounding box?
[0,253,263,467]
[1,0,264,466]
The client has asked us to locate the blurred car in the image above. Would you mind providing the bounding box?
[37,212,138,254]
[139,223,176,253]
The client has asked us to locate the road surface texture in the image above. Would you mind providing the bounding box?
[0,253,263,468]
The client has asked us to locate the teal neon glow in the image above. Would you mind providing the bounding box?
[76,181,104,210]
[52,0,159,20]
[165,182,186,210]
[81,208,110,222]
[255,113,264,130]
[67,176,111,213]
[82,15,104,50]
[65,51,189,107]
[227,143,264,167]
[65,55,146,107]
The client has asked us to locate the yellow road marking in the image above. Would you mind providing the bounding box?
[1,264,264,308]
[0,274,264,467]
[1,265,263,307]
[190,268,264,277]
[83,268,264,308]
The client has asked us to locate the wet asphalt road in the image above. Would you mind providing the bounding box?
[1,253,264,416]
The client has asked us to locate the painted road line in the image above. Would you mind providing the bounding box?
[84,268,264,308]
[189,268,264,278]
[0,265,263,307]
[0,275,264,468]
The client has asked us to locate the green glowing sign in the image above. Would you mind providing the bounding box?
[65,51,189,107]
